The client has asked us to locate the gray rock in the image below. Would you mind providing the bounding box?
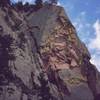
[0,3,100,100]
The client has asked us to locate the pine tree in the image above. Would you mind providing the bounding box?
[35,0,43,8]
[16,1,23,10]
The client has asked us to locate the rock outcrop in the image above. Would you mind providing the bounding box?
[0,2,100,100]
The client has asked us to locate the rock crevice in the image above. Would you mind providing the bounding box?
[0,3,100,100]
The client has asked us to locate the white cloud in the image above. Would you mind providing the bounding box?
[73,11,92,43]
[60,1,74,14]
[73,14,100,71]
[73,11,86,32]
[73,11,91,32]
[89,20,100,50]
[58,2,61,6]
[90,54,100,71]
[89,20,100,71]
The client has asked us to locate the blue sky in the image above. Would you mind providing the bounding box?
[59,0,100,71]
[12,0,100,71]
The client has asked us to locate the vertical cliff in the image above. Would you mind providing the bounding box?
[0,1,100,100]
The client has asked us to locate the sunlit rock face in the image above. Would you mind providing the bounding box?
[0,1,100,100]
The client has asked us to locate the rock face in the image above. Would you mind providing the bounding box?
[0,2,100,100]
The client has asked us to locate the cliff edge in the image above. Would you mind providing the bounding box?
[0,2,100,100]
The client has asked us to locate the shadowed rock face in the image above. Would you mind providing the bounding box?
[0,3,100,100]
[94,94,100,100]
[0,0,10,6]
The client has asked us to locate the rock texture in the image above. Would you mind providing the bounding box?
[0,2,100,100]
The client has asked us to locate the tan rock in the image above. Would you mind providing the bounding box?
[55,63,70,70]
[71,59,78,67]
